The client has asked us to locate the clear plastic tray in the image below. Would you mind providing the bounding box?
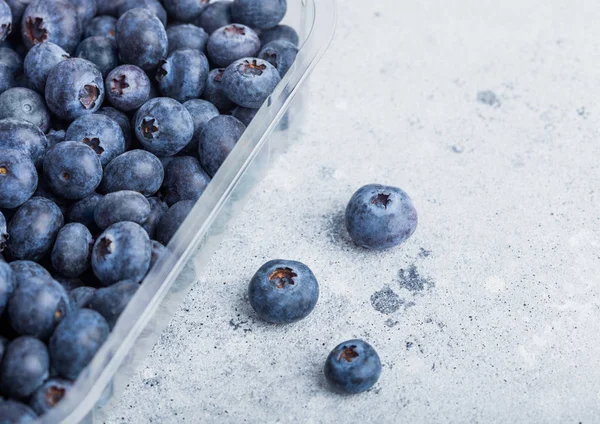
[40,1,336,422]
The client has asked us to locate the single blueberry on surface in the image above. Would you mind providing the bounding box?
[231,106,258,126]
[116,8,167,72]
[0,118,49,167]
[141,197,168,239]
[118,0,167,27]
[155,199,194,245]
[51,223,93,277]
[231,0,286,29]
[0,399,37,423]
[0,336,49,399]
[222,57,281,109]
[23,41,70,93]
[43,141,103,200]
[74,36,118,78]
[69,286,95,309]
[21,0,82,53]
[67,192,103,231]
[182,99,219,153]
[156,48,210,103]
[248,259,319,324]
[195,1,232,35]
[134,97,194,157]
[45,58,104,121]
[91,221,151,284]
[258,39,298,77]
[161,156,211,206]
[345,184,418,250]
[85,15,116,40]
[101,150,163,196]
[0,149,38,209]
[65,113,126,166]
[324,339,382,394]
[49,308,109,380]
[0,87,50,132]
[28,378,72,415]
[201,68,235,111]
[198,115,245,176]
[167,24,208,53]
[259,24,299,47]
[105,64,151,112]
[94,190,151,229]
[6,197,64,261]
[88,279,137,329]
[0,261,14,315]
[207,24,260,68]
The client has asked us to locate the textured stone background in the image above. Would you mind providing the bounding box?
[103,0,600,422]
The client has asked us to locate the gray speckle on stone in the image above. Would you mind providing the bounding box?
[398,264,434,292]
[477,90,500,106]
[370,287,403,314]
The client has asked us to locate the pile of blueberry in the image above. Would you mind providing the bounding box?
[0,0,300,420]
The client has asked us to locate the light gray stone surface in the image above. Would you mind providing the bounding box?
[103,0,600,422]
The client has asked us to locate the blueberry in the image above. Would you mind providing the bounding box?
[222,57,281,108]
[23,41,69,93]
[94,190,151,229]
[116,8,167,72]
[0,88,50,132]
[0,261,14,315]
[345,184,418,250]
[65,113,126,166]
[0,399,37,423]
[195,1,232,35]
[160,156,210,206]
[101,150,163,196]
[182,99,219,153]
[166,24,208,54]
[91,221,151,284]
[0,149,37,209]
[46,129,65,148]
[0,0,11,42]
[149,239,168,269]
[231,0,286,30]
[96,106,133,149]
[7,277,69,339]
[49,308,109,379]
[45,58,104,121]
[0,47,23,95]
[68,192,102,231]
[0,210,7,251]
[6,197,63,261]
[69,0,96,26]
[0,336,49,399]
[32,177,71,217]
[21,0,82,53]
[118,0,167,27]
[259,24,298,47]
[155,199,194,245]
[88,279,137,329]
[231,106,257,126]
[95,0,122,17]
[324,339,382,394]
[258,39,297,77]
[0,118,48,167]
[105,64,151,112]
[134,97,194,156]
[51,223,92,277]
[248,259,319,324]
[156,49,209,103]
[207,24,260,68]
[74,36,118,78]
[198,115,245,176]
[141,196,167,239]
[54,275,84,291]
[201,68,235,111]
[28,378,72,415]
[9,260,52,288]
[163,0,208,23]
[84,15,116,40]
[68,286,95,308]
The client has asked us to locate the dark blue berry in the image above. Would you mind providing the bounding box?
[88,279,137,329]
[105,64,151,112]
[9,260,52,288]
[163,0,208,23]
[6,0,29,23]
[94,190,151,229]
[54,275,84,291]
[0,336,49,399]
[51,223,92,277]
[201,68,235,111]
[0,149,37,209]
[0,118,49,167]
[258,39,297,77]
[6,197,64,261]
[84,15,116,40]
[0,399,37,423]
[345,184,418,250]
[324,339,382,394]
[65,113,126,166]
[95,0,122,17]
[49,308,109,379]
[0,261,14,315]
[21,0,82,53]
[43,141,103,200]
[69,0,96,26]
[166,24,208,54]
[45,58,104,121]
[195,1,232,35]
[32,177,71,217]
[231,0,286,30]
[101,150,163,196]
[74,36,118,78]
[0,47,23,95]
[156,199,194,245]
[91,221,151,284]
[28,378,72,415]
[96,106,132,150]
[118,0,167,27]
[141,197,167,239]
[222,57,281,108]
[134,97,194,156]
[0,0,12,42]
[68,286,95,309]
[23,41,70,93]
[68,192,102,231]
[182,99,219,153]
[198,115,245,176]
[231,106,257,126]
[46,129,65,148]
[156,48,210,103]
[248,259,319,324]
[0,88,51,132]
[116,8,167,72]
[259,24,299,47]
[207,24,260,68]
[161,156,210,206]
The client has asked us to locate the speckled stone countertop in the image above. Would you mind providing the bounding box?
[102,1,600,422]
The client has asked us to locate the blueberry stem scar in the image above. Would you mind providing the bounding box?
[338,345,359,362]
[268,267,297,288]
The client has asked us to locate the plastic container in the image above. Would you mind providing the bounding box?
[40,1,336,422]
